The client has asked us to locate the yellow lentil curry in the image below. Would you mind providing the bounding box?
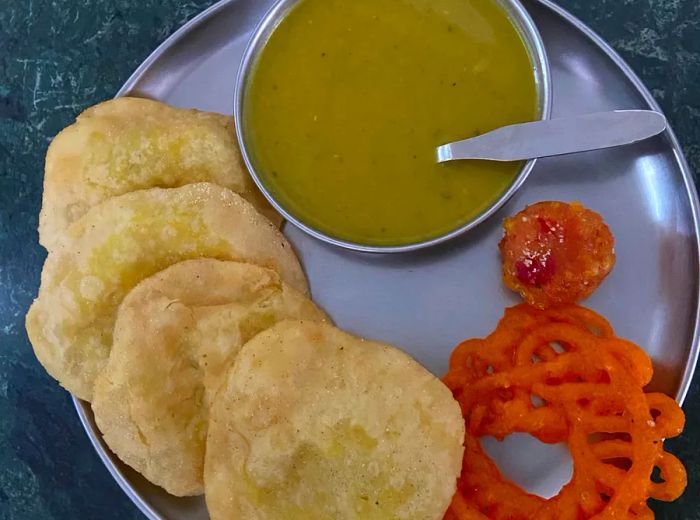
[245,0,538,246]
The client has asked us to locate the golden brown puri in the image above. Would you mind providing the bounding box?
[26,183,307,401]
[204,320,465,520]
[92,259,326,496]
[40,97,280,250]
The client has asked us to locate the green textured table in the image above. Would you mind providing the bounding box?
[0,1,698,519]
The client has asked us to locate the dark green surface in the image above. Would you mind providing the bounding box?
[0,0,697,518]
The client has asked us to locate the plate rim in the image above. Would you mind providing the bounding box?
[74,1,700,519]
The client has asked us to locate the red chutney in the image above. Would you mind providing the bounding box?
[499,201,615,308]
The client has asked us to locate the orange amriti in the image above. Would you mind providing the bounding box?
[443,304,687,519]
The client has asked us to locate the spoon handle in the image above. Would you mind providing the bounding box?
[436,110,667,163]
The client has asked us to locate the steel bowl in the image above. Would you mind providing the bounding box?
[235,0,552,253]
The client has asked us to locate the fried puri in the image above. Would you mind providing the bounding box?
[26,183,307,401]
[204,320,464,520]
[92,259,326,496]
[39,97,280,250]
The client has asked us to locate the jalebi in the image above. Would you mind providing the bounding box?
[443,304,686,520]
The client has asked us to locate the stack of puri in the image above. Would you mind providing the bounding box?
[25,98,465,519]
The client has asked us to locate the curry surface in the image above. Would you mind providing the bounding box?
[245,0,538,245]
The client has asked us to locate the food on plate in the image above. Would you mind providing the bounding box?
[243,0,538,246]
[500,201,615,308]
[25,183,307,401]
[39,97,280,250]
[204,320,465,520]
[443,304,687,519]
[92,259,326,496]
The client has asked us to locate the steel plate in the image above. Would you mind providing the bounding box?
[73,0,700,518]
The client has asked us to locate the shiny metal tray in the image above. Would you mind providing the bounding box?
[73,0,700,518]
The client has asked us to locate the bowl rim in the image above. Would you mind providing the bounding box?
[234,0,553,253]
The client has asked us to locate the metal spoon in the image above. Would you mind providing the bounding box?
[436,110,667,163]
